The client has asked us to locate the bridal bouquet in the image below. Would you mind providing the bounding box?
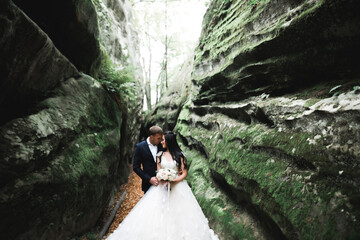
[156,168,177,181]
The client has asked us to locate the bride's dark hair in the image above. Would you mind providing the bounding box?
[163,131,187,169]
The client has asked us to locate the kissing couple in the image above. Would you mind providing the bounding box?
[106,126,219,240]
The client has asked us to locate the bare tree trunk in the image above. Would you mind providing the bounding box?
[156,60,166,104]
[164,0,168,89]
[155,70,160,104]
[142,56,152,110]
[145,31,152,110]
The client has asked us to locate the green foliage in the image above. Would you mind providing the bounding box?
[91,0,101,4]
[250,0,263,7]
[328,83,360,97]
[95,52,137,110]
[66,231,97,240]
[329,84,342,97]
[250,0,259,6]
[352,85,360,94]
[85,232,97,240]
[304,98,320,108]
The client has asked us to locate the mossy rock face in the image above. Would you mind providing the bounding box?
[0,1,141,239]
[148,0,360,239]
[0,75,128,240]
[144,0,360,238]
[174,87,360,239]
[193,0,360,104]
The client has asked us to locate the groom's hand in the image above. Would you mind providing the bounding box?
[149,177,159,186]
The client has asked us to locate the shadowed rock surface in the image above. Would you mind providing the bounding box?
[0,0,79,125]
[0,0,142,239]
[12,0,101,74]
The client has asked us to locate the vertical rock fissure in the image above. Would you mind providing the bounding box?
[210,169,292,240]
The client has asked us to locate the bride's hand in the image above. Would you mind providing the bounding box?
[170,177,180,184]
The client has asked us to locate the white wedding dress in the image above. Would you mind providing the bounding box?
[106,155,219,240]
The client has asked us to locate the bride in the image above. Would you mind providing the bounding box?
[105,131,219,240]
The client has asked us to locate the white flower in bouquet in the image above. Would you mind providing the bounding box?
[156,169,169,180]
[166,168,177,181]
[156,168,177,181]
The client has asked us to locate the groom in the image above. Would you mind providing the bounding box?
[133,126,164,193]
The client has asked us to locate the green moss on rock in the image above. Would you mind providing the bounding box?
[175,100,360,239]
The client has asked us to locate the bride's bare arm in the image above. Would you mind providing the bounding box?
[157,156,161,171]
[173,157,187,183]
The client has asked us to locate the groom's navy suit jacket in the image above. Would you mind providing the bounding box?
[133,140,163,193]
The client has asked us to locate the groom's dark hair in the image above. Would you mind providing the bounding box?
[149,126,163,136]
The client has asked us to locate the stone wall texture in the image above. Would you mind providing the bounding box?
[148,0,360,239]
[0,0,142,239]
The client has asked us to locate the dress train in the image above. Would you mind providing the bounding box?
[105,181,218,240]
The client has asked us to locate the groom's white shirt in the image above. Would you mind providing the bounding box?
[147,137,158,162]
